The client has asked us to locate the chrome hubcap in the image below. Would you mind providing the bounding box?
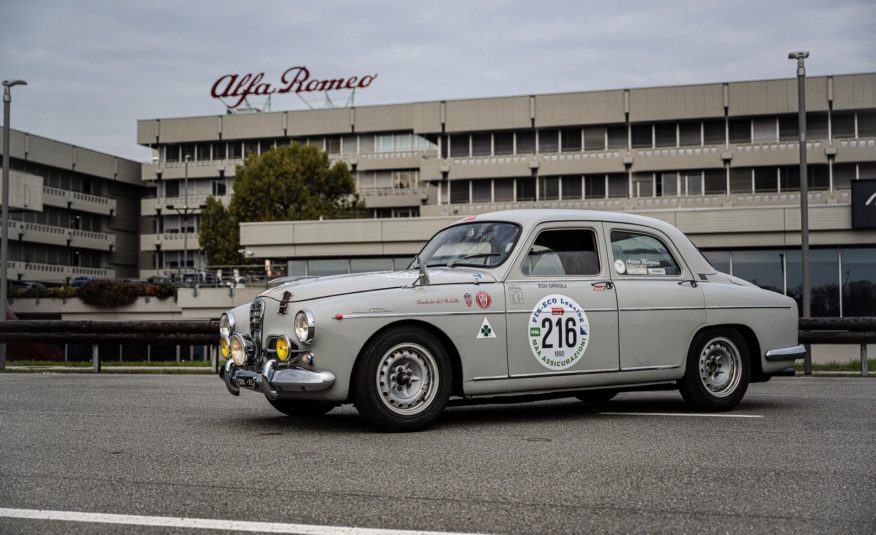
[698,337,742,398]
[376,343,438,416]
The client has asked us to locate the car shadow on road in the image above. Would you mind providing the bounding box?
[220,392,785,434]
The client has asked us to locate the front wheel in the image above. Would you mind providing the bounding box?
[354,327,452,432]
[267,398,336,417]
[679,328,750,411]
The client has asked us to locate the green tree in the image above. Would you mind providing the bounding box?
[198,196,242,265]
[199,143,364,266]
[230,143,363,222]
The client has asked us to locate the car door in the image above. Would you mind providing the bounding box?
[604,222,706,371]
[505,222,620,378]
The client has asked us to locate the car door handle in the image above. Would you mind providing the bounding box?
[591,281,614,290]
[678,280,698,288]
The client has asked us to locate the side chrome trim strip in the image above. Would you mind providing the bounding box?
[473,367,620,381]
[507,308,616,314]
[341,311,497,319]
[620,364,681,372]
[620,306,702,311]
[765,344,807,361]
[706,305,793,310]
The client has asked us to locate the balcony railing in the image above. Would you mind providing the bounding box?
[40,186,117,215]
[5,260,114,281]
[8,220,115,250]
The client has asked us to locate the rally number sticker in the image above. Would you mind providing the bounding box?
[529,294,590,370]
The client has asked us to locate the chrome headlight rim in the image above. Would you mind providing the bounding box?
[230,333,251,366]
[294,309,315,344]
[219,312,235,338]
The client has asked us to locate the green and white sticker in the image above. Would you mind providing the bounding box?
[529,294,590,370]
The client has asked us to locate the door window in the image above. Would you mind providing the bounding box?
[610,230,680,276]
[522,229,600,276]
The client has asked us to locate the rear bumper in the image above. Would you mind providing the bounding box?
[765,344,807,362]
[221,359,336,400]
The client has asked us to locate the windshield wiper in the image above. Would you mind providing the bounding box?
[446,253,499,268]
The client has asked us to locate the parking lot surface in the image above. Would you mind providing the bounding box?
[0,374,874,534]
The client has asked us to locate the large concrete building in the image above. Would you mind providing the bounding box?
[0,129,143,281]
[136,72,876,317]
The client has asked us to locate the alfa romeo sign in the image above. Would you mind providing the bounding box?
[211,66,377,109]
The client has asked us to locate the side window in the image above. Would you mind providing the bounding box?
[610,230,681,276]
[522,229,600,276]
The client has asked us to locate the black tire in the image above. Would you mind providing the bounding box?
[354,326,452,432]
[267,398,336,417]
[679,328,750,411]
[575,390,618,404]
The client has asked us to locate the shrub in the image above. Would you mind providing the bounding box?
[78,279,141,308]
[156,282,176,299]
[47,285,76,299]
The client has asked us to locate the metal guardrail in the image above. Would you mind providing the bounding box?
[0,317,872,375]
[0,320,218,373]
[798,317,876,377]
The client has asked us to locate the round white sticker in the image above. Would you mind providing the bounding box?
[614,259,626,274]
[528,294,590,370]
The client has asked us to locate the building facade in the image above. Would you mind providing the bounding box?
[0,129,143,281]
[137,73,876,316]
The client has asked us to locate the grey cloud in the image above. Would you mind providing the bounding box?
[0,0,874,160]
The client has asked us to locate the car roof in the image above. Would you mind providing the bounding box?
[456,209,718,277]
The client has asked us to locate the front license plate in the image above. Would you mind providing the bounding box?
[237,376,258,388]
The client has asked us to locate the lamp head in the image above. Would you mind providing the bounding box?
[2,80,27,88]
[788,51,810,60]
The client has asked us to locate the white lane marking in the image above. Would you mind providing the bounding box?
[0,508,489,535]
[598,412,763,418]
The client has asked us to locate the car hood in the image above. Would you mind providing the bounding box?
[259,268,499,303]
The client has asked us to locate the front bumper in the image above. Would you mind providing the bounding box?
[222,359,336,400]
[765,344,807,362]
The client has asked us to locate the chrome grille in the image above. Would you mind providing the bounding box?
[250,297,264,352]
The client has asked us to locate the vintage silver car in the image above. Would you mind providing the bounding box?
[218,209,804,431]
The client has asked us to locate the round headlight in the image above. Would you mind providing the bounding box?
[230,335,247,366]
[276,335,291,361]
[219,336,231,359]
[219,313,235,337]
[294,310,315,344]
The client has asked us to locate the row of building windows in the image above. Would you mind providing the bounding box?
[160,109,876,163]
[12,206,104,232]
[12,160,102,195]
[442,163,876,204]
[163,133,436,163]
[703,247,876,317]
[8,242,102,268]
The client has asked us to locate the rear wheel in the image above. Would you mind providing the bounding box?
[679,328,750,411]
[267,398,336,417]
[354,326,452,432]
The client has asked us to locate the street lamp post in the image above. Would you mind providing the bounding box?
[166,156,205,286]
[789,51,812,376]
[789,51,811,319]
[1,79,27,371]
[183,155,189,281]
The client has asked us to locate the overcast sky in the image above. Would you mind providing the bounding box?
[1,0,875,161]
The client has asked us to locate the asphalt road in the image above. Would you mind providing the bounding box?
[0,374,874,534]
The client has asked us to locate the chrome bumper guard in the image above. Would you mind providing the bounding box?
[765,344,807,362]
[222,359,336,400]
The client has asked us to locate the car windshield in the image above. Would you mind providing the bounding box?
[416,222,520,268]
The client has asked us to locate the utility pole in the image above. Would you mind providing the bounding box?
[0,79,27,370]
